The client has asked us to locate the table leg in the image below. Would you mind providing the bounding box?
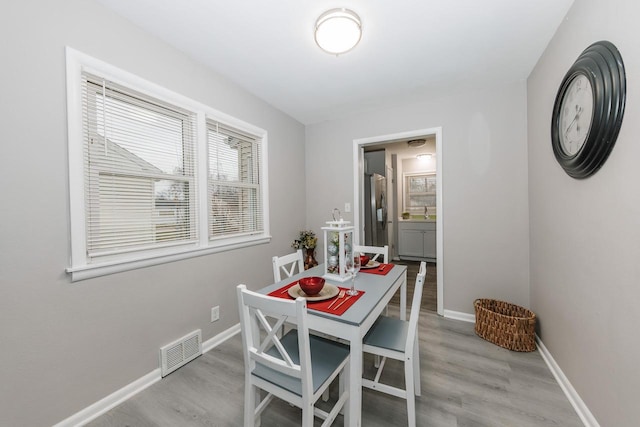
[345,329,363,426]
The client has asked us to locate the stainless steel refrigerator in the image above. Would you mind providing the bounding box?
[364,173,388,247]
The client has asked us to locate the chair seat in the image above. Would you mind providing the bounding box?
[363,315,409,353]
[253,330,349,397]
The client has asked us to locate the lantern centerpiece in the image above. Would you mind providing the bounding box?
[322,209,354,282]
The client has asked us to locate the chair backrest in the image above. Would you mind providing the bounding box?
[272,250,304,282]
[236,285,313,395]
[353,245,389,263]
[405,261,427,353]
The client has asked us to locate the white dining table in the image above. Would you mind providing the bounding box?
[258,263,407,427]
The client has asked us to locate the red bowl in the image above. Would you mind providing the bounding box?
[298,276,325,296]
[360,254,370,266]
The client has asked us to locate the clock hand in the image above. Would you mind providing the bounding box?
[564,116,579,138]
[564,116,577,136]
[564,106,583,138]
[575,105,583,135]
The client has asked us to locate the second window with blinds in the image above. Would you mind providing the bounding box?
[66,48,269,281]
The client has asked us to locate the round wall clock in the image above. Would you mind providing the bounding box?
[551,40,626,179]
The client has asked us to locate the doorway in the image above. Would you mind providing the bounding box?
[353,128,443,315]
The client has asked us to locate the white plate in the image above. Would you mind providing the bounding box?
[288,283,340,301]
[360,261,381,270]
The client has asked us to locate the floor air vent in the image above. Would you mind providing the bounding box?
[160,329,202,377]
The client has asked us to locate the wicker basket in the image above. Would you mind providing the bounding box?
[474,299,537,352]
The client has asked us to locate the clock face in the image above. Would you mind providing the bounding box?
[558,74,593,156]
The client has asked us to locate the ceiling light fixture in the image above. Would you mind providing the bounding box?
[314,8,362,55]
[407,139,426,148]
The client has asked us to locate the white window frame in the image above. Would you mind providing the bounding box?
[65,47,270,281]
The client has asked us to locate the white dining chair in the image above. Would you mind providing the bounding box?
[273,248,332,401]
[236,285,350,427]
[272,249,304,282]
[354,245,390,322]
[361,261,427,427]
[272,249,304,338]
[353,244,388,263]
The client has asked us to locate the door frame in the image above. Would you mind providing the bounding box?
[353,127,443,315]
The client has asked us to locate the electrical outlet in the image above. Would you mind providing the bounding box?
[211,306,220,322]
[344,202,351,212]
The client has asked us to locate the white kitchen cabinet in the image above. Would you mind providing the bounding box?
[398,221,436,260]
[423,227,436,259]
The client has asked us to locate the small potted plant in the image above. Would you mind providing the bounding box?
[292,230,318,270]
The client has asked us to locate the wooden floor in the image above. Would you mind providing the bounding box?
[89,265,583,427]
[391,260,437,312]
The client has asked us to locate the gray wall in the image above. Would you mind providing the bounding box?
[0,1,305,425]
[527,0,640,425]
[305,81,530,314]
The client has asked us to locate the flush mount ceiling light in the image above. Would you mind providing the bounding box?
[314,8,362,55]
[407,139,426,148]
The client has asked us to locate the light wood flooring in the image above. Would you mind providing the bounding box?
[88,263,583,427]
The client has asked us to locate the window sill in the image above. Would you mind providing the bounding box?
[66,235,271,282]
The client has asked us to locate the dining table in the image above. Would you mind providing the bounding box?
[257,262,407,427]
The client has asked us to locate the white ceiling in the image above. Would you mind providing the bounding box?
[96,0,574,125]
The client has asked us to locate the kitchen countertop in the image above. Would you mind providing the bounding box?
[398,217,436,223]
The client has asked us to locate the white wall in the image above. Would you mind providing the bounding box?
[0,1,305,425]
[527,0,640,425]
[305,80,530,314]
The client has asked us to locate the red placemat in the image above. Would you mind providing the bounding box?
[269,281,364,316]
[360,263,394,275]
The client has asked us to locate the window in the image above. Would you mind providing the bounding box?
[66,48,269,281]
[403,172,436,214]
[207,121,263,240]
[82,74,198,258]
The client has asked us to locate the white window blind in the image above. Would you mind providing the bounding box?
[66,48,270,281]
[403,173,436,214]
[82,73,197,259]
[207,121,263,239]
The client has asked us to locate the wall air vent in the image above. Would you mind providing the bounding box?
[160,329,202,377]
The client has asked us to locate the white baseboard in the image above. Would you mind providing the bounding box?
[54,324,241,427]
[52,369,162,427]
[202,323,240,353]
[443,309,475,323]
[536,336,599,427]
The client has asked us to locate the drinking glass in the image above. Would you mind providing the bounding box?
[346,251,361,296]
